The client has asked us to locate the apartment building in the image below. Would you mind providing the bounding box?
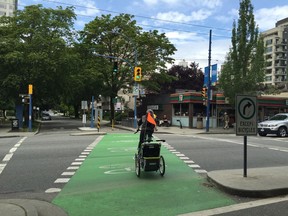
[0,0,17,17]
[261,17,288,86]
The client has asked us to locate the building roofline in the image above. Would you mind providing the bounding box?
[276,17,288,27]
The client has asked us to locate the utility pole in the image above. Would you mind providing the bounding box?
[206,30,212,132]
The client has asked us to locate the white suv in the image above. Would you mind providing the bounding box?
[258,113,288,137]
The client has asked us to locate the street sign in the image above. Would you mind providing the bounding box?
[236,95,257,136]
[133,86,139,96]
[81,101,88,110]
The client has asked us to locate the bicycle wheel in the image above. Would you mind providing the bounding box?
[135,154,141,177]
[159,155,165,176]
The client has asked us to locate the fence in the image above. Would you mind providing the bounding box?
[121,118,135,128]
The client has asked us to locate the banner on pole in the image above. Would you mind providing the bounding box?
[211,64,217,86]
[204,66,209,87]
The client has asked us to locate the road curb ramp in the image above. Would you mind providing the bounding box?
[0,199,68,216]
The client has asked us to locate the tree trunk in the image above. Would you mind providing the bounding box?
[74,104,80,119]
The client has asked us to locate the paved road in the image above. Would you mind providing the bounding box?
[2,117,288,215]
[52,133,235,216]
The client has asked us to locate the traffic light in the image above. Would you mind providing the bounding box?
[113,62,118,73]
[201,87,207,99]
[134,66,142,82]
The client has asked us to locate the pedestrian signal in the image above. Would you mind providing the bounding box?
[134,67,142,82]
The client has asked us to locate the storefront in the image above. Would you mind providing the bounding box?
[169,92,288,128]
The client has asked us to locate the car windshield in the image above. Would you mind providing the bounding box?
[270,115,288,120]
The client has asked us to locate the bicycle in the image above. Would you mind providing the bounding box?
[134,129,166,177]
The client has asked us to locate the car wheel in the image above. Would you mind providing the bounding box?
[277,127,287,137]
[258,132,267,137]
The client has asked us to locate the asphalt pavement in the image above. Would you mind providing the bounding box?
[1,120,288,215]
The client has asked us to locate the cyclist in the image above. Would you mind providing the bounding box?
[137,109,157,151]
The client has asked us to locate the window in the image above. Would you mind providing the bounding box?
[173,103,189,116]
[265,39,273,46]
[266,46,272,53]
[265,76,272,81]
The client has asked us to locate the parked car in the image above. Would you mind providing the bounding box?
[258,113,288,137]
[41,113,52,121]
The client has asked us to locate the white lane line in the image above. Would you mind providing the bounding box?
[0,137,27,175]
[180,157,190,160]
[184,160,195,164]
[62,172,75,176]
[3,154,13,162]
[9,147,18,153]
[71,162,82,166]
[176,154,185,157]
[194,169,207,174]
[269,147,280,151]
[67,166,79,170]
[45,188,61,193]
[178,195,288,216]
[0,164,7,174]
[188,164,200,168]
[46,135,105,194]
[54,178,70,183]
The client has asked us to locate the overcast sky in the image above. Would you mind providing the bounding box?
[18,0,288,69]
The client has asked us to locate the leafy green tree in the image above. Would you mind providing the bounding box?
[219,0,265,105]
[79,14,176,122]
[0,4,77,112]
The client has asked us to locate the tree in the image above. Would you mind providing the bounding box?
[79,14,176,122]
[218,0,265,105]
[147,62,204,94]
[0,4,77,113]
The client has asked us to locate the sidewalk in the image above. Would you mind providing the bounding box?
[1,122,288,215]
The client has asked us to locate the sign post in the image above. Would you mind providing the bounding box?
[236,95,257,177]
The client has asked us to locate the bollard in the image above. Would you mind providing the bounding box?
[97,114,100,132]
[177,119,182,129]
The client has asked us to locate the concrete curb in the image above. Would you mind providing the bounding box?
[207,166,288,198]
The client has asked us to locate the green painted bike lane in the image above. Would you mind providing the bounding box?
[52,133,235,216]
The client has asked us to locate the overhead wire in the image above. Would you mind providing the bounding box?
[38,0,232,37]
[12,0,231,60]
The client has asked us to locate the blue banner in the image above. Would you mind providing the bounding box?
[211,64,217,86]
[204,66,209,87]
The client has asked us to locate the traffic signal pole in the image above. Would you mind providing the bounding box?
[205,30,212,132]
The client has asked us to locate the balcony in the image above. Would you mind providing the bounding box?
[275,48,284,53]
[275,63,286,68]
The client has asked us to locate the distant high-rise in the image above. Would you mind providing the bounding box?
[0,0,17,17]
[261,17,288,86]
[178,59,188,67]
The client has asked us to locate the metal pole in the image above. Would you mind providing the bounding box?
[134,86,138,129]
[90,96,94,128]
[206,29,212,132]
[28,94,32,132]
[244,135,247,177]
[134,41,138,129]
